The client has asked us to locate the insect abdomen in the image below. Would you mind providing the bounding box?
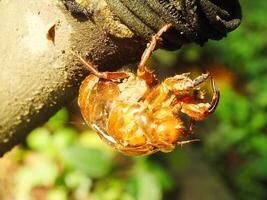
[107,101,153,147]
[107,101,184,152]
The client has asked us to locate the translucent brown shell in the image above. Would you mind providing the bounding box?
[77,24,220,155]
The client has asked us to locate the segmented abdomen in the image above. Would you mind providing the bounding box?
[79,75,185,154]
[107,101,185,152]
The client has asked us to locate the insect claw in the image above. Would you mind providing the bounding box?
[71,50,110,79]
[193,73,210,87]
[208,77,220,113]
[177,139,200,146]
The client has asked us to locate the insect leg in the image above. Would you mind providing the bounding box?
[177,139,200,146]
[192,74,220,113]
[144,85,170,107]
[208,77,220,113]
[137,23,172,85]
[179,76,220,120]
[138,23,172,70]
[192,73,210,87]
[72,51,129,80]
[188,118,196,133]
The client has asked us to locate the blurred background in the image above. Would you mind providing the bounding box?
[1,0,267,199]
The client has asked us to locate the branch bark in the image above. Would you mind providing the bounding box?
[0,0,241,156]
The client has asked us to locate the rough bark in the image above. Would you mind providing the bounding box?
[105,0,242,48]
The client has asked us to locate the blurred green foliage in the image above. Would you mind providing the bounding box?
[203,1,267,199]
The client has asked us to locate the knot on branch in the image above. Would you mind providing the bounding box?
[105,0,242,49]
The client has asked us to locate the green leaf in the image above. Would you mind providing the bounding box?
[62,145,112,178]
[250,136,267,157]
[64,171,92,199]
[14,155,58,199]
[27,127,52,151]
[147,163,174,191]
[249,111,266,132]
[52,128,78,149]
[46,108,69,130]
[136,171,162,200]
[46,187,68,200]
[216,89,250,125]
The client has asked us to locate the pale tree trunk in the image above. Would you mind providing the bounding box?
[0,0,241,156]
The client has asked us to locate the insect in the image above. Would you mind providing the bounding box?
[75,24,220,155]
